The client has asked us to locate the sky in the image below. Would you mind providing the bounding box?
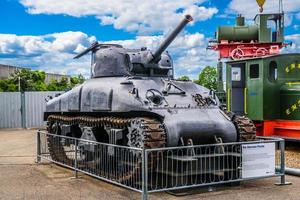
[0,0,300,79]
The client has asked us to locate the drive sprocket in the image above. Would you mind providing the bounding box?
[232,115,256,141]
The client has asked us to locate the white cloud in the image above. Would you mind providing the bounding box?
[50,32,96,53]
[0,31,95,56]
[0,34,48,56]
[19,0,218,34]
[0,31,216,79]
[284,34,300,53]
[227,0,300,26]
[0,32,95,77]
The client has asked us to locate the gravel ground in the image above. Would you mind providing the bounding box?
[285,143,300,169]
[0,129,299,200]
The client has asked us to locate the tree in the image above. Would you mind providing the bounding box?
[47,77,69,91]
[194,66,217,90]
[0,79,17,92]
[177,76,190,81]
[46,79,60,91]
[70,74,85,87]
[0,68,85,92]
[9,69,47,91]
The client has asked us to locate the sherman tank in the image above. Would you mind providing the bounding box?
[44,15,256,181]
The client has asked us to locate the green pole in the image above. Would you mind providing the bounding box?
[217,61,224,92]
[20,92,26,128]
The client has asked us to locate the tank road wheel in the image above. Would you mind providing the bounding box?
[119,118,166,182]
[46,116,99,168]
[46,121,77,166]
[127,118,166,149]
[233,115,256,141]
[46,115,166,183]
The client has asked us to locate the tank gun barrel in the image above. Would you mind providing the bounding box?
[74,42,100,59]
[150,14,193,63]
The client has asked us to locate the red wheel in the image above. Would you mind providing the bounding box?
[230,48,244,60]
[255,48,268,57]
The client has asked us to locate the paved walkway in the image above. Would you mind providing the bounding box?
[0,129,299,200]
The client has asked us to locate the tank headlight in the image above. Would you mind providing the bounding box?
[146,89,164,105]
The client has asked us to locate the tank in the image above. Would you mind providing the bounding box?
[44,15,256,180]
[280,83,300,120]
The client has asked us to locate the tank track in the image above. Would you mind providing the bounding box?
[46,115,166,182]
[232,115,256,141]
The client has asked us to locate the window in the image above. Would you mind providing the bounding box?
[269,61,278,81]
[231,67,241,81]
[250,64,259,79]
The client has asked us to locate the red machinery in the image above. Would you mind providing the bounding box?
[255,120,300,141]
[208,10,287,60]
[208,40,286,60]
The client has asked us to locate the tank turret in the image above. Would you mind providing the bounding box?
[74,15,193,78]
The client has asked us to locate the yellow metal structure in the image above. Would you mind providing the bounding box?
[227,88,231,111]
[244,88,248,114]
[286,82,300,86]
[256,0,266,7]
[256,0,266,12]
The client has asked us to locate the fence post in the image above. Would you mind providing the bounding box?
[20,92,26,128]
[74,139,78,178]
[275,139,291,186]
[141,149,148,200]
[36,130,41,163]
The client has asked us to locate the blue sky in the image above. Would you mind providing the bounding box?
[0,0,300,79]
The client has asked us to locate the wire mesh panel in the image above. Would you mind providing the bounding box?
[36,131,287,199]
[37,131,144,191]
[145,139,284,192]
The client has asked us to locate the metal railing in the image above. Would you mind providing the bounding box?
[36,130,290,200]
